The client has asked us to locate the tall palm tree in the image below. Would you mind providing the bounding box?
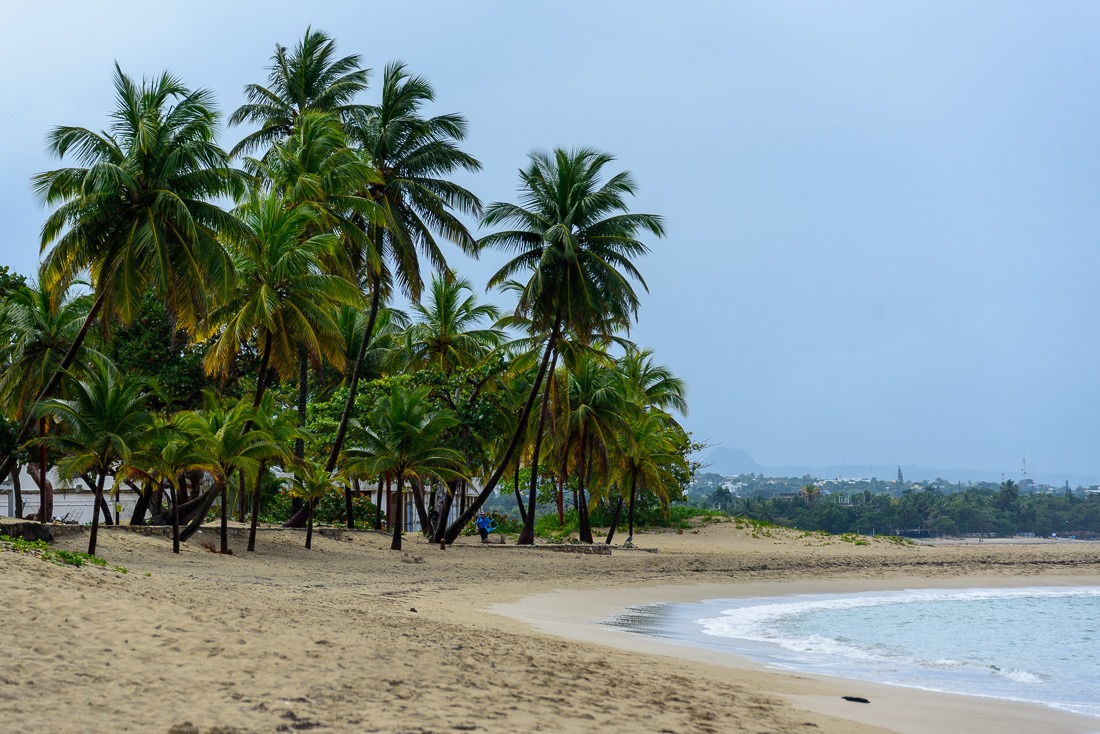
[446,147,664,544]
[615,411,688,547]
[1,66,244,485]
[344,385,465,550]
[34,356,157,555]
[229,27,370,158]
[0,277,92,520]
[328,61,482,472]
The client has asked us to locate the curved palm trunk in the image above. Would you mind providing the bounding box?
[512,463,527,526]
[517,347,558,545]
[129,481,151,526]
[432,480,457,543]
[443,314,562,544]
[410,479,431,537]
[327,276,382,472]
[247,463,267,552]
[604,495,625,545]
[391,474,404,551]
[625,469,639,546]
[578,439,595,543]
[88,469,107,556]
[178,486,218,543]
[0,291,106,485]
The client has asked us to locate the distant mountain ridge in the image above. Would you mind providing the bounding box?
[699,446,1100,487]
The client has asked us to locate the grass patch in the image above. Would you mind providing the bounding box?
[839,533,870,546]
[0,534,127,573]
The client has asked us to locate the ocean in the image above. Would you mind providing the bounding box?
[604,586,1100,719]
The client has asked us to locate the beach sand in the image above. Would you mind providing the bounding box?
[3,516,1099,733]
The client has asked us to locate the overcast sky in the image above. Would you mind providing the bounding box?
[3,2,1099,478]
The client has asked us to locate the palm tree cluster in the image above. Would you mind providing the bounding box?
[0,29,692,556]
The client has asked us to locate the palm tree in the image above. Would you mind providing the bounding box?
[1,66,244,485]
[0,276,92,520]
[174,395,291,554]
[344,385,465,550]
[229,27,370,157]
[997,479,1020,513]
[402,274,503,372]
[616,411,688,547]
[800,483,821,507]
[288,461,344,549]
[328,61,482,473]
[34,356,157,555]
[447,147,664,544]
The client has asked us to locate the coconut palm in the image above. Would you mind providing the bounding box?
[229,27,370,157]
[0,276,92,520]
[328,61,482,472]
[174,394,291,554]
[287,461,344,549]
[1,66,244,485]
[34,356,157,555]
[344,385,465,550]
[448,147,664,544]
[615,411,688,547]
[616,347,688,417]
[402,274,503,372]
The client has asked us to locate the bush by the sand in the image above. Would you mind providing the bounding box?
[0,534,126,572]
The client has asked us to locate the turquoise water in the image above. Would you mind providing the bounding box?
[605,586,1100,719]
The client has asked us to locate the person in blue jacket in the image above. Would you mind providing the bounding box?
[476,511,495,543]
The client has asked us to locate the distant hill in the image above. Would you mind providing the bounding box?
[697,447,1100,487]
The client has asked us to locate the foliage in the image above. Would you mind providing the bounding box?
[0,534,127,573]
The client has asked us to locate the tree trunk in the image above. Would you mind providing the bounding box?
[344,481,355,529]
[171,479,182,554]
[432,480,456,544]
[219,479,230,554]
[391,474,404,551]
[512,463,527,525]
[0,291,105,486]
[283,348,311,528]
[247,463,266,552]
[305,503,314,549]
[375,477,383,530]
[578,440,594,544]
[442,313,562,544]
[327,276,382,472]
[96,490,114,526]
[605,495,625,545]
[410,478,431,537]
[11,463,22,519]
[626,469,639,546]
[517,347,559,545]
[39,418,52,522]
[177,486,218,543]
[129,481,151,526]
[88,469,107,556]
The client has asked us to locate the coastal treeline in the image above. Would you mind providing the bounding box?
[698,480,1100,538]
[0,29,693,554]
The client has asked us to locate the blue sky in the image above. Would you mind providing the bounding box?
[3,2,1098,477]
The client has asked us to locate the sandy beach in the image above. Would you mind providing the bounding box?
[3,517,1099,734]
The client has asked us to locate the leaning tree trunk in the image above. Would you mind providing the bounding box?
[577,440,595,544]
[442,313,562,544]
[88,469,107,556]
[326,276,383,473]
[177,486,218,543]
[512,463,527,525]
[391,474,405,551]
[0,291,106,486]
[247,463,267,553]
[128,481,151,526]
[517,347,559,545]
[432,480,457,544]
[605,495,625,545]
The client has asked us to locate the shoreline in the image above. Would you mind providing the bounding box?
[493,575,1100,734]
